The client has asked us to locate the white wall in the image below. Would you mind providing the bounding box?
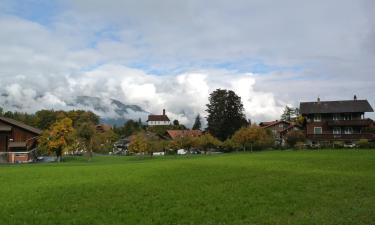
[148,121,170,126]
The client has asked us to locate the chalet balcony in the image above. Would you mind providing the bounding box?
[326,119,372,127]
[307,133,374,140]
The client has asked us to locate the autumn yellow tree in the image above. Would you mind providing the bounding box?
[128,133,153,155]
[38,118,74,162]
[222,138,240,152]
[169,136,198,153]
[91,130,118,154]
[196,133,221,154]
[232,125,274,151]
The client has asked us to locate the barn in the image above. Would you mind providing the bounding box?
[0,117,42,163]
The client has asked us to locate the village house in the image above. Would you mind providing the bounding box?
[147,109,171,126]
[300,96,374,145]
[259,120,291,137]
[0,117,42,163]
[259,120,301,145]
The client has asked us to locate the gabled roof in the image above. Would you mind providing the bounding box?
[147,115,170,122]
[300,100,373,114]
[166,130,202,139]
[0,117,42,135]
[259,120,290,128]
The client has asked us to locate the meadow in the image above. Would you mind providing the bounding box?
[0,150,374,225]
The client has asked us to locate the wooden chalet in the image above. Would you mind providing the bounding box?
[300,96,374,145]
[259,120,301,145]
[0,117,42,163]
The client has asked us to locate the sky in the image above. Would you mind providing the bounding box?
[0,0,374,125]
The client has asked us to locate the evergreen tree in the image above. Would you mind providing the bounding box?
[281,106,299,122]
[192,114,202,130]
[206,89,247,141]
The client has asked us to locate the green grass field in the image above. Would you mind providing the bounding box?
[1,150,374,225]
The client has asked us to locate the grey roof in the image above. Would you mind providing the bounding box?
[0,117,42,135]
[300,100,374,114]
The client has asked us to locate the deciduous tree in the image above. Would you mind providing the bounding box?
[196,133,221,154]
[285,130,306,148]
[77,122,96,159]
[232,125,274,151]
[38,118,74,162]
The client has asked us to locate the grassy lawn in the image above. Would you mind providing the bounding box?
[0,150,374,225]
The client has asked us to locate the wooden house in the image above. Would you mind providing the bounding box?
[0,117,42,163]
[260,120,303,146]
[299,96,374,145]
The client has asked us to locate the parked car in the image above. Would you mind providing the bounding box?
[152,152,165,156]
[344,143,356,148]
[177,149,187,155]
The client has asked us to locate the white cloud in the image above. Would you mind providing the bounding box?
[1,64,284,125]
[0,0,374,123]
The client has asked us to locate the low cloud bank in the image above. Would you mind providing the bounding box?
[0,64,284,126]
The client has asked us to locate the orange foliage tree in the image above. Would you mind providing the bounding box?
[39,118,75,162]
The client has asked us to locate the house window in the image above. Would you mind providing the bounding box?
[314,127,322,134]
[344,127,353,134]
[333,127,341,134]
[314,114,321,122]
[343,114,352,120]
[279,124,284,128]
[333,114,340,121]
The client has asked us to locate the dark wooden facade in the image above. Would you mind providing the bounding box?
[259,120,300,146]
[300,97,374,144]
[260,121,290,139]
[0,117,42,163]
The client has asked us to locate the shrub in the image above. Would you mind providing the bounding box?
[357,139,370,149]
[232,125,274,151]
[332,141,344,149]
[285,130,305,148]
[295,142,305,150]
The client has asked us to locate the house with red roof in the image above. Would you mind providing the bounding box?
[166,130,203,140]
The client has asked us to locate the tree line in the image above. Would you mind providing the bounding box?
[1,88,306,159]
[127,89,276,155]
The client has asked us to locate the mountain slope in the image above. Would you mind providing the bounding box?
[67,96,148,125]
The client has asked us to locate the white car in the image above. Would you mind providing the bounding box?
[344,143,356,148]
[177,149,187,155]
[152,152,165,156]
